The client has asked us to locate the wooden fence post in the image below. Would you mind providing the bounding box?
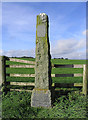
[83,64,88,96]
[0,56,6,93]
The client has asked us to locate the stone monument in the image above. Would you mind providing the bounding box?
[31,13,52,107]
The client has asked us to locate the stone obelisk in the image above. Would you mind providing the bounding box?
[31,13,52,107]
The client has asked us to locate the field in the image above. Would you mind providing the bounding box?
[6,58,85,90]
[2,58,88,119]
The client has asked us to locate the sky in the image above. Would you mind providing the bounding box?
[1,2,86,59]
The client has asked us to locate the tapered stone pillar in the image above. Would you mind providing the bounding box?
[31,13,52,107]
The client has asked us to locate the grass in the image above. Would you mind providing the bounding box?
[51,59,86,64]
[52,77,83,83]
[6,58,84,86]
[2,91,88,119]
[5,58,84,91]
[6,77,83,83]
[7,85,34,90]
[6,58,86,65]
[52,68,83,74]
[6,77,35,82]
[6,68,83,74]
[2,58,88,119]
[6,68,35,74]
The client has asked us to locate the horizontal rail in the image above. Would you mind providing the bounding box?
[6,73,83,77]
[9,82,82,88]
[74,73,83,77]
[10,89,32,92]
[7,64,84,68]
[6,60,84,69]
[9,58,35,64]
[53,64,83,68]
[53,73,83,77]
[9,74,35,77]
[53,83,83,88]
[10,82,35,86]
[7,65,35,68]
[74,64,83,68]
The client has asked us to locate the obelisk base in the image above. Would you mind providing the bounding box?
[31,88,52,107]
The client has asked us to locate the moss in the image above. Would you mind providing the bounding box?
[35,14,51,90]
[34,88,49,93]
[36,14,49,54]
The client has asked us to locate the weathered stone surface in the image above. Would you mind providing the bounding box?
[35,13,51,89]
[37,24,46,37]
[31,89,51,107]
[31,13,52,107]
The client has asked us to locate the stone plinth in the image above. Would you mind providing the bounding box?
[31,89,51,107]
[31,13,52,107]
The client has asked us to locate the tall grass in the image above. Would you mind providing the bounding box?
[2,91,88,119]
[2,58,88,119]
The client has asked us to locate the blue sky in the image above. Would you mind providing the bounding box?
[1,2,86,59]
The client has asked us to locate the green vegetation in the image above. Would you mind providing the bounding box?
[6,77,35,82]
[52,77,82,83]
[6,68,35,74]
[2,58,88,119]
[5,58,85,91]
[2,91,88,119]
[6,67,83,74]
[7,85,34,90]
[52,68,83,74]
[51,59,86,64]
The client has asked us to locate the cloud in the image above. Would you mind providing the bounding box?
[51,38,86,59]
[2,49,35,57]
[82,30,86,35]
[2,38,86,59]
[1,38,86,59]
[76,39,86,49]
[63,51,86,59]
[0,50,3,55]
[82,29,88,35]
[2,2,86,59]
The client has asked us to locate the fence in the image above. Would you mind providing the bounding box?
[0,56,87,96]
